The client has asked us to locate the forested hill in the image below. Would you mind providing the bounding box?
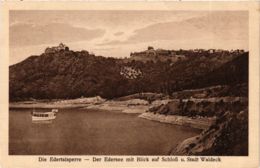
[9,47,248,101]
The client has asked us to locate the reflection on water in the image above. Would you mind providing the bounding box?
[9,108,200,155]
[32,120,53,124]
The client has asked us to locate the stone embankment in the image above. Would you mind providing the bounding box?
[138,92,248,156]
[139,113,215,129]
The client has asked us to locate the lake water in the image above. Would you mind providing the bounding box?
[9,108,200,155]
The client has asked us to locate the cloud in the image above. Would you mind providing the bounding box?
[10,22,106,47]
[97,40,126,46]
[114,32,124,36]
[98,11,248,48]
[9,11,248,65]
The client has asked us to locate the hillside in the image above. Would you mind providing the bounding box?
[170,109,248,155]
[9,45,248,101]
[10,50,123,100]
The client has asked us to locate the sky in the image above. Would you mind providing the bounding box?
[9,10,248,65]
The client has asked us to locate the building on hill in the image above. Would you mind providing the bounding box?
[130,46,186,62]
[156,49,172,56]
[45,43,69,54]
[147,46,154,50]
[208,49,216,54]
[120,66,142,79]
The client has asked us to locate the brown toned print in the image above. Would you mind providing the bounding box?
[9,10,248,156]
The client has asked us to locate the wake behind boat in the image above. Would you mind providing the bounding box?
[32,109,58,121]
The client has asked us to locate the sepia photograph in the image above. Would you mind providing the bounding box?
[8,10,249,156]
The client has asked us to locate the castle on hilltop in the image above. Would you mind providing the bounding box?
[130,46,185,62]
[45,43,69,54]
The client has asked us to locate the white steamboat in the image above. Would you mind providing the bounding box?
[32,109,58,121]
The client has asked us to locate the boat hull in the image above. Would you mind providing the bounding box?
[32,116,56,121]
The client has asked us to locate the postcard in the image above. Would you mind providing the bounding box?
[0,1,259,168]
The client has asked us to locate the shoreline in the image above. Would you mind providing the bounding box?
[139,112,215,130]
[10,98,215,130]
[9,96,106,109]
[9,102,93,109]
